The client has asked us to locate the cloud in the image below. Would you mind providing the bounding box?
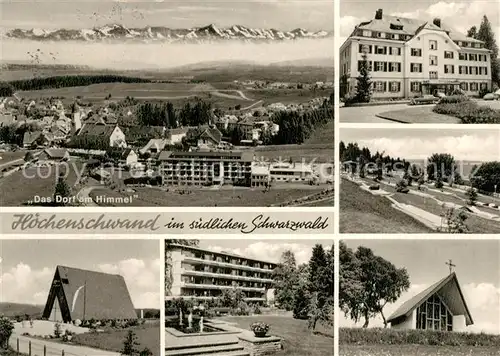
[354,134,499,161]
[206,241,330,266]
[0,259,159,309]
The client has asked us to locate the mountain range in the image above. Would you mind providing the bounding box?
[4,24,332,43]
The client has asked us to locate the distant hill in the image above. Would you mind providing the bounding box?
[0,302,44,318]
[270,57,334,67]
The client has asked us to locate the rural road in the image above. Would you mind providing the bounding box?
[339,104,411,123]
[10,334,120,356]
[75,186,98,206]
[241,100,264,110]
[0,158,23,169]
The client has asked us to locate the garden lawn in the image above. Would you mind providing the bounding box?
[340,344,500,356]
[433,100,500,123]
[220,315,333,356]
[340,178,433,233]
[89,186,327,207]
[377,105,459,123]
[71,323,160,356]
[0,159,85,206]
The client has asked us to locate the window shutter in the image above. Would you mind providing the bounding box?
[384,62,387,72]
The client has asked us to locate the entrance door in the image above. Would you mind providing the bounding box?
[49,296,64,322]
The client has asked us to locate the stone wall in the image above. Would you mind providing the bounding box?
[238,334,282,356]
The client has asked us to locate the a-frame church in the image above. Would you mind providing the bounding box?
[387,271,473,332]
[42,265,138,322]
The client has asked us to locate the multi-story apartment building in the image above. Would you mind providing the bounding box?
[158,150,253,187]
[340,9,492,98]
[167,244,277,304]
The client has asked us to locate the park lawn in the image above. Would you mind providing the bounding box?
[71,323,160,356]
[89,186,326,207]
[299,196,335,207]
[377,105,459,124]
[340,178,434,233]
[254,143,334,163]
[2,348,28,356]
[248,88,332,105]
[220,315,333,356]
[0,159,85,206]
[340,344,500,356]
[0,151,27,165]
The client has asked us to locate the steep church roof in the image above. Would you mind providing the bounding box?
[42,265,137,321]
[387,272,473,326]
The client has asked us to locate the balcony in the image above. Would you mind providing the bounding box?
[182,282,266,293]
[182,256,275,274]
[181,269,274,284]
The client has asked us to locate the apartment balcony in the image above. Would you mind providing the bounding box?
[182,282,266,293]
[181,269,274,284]
[167,295,266,302]
[182,256,275,274]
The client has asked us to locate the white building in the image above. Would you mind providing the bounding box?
[340,9,492,98]
[388,272,472,332]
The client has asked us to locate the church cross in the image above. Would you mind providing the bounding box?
[445,259,456,274]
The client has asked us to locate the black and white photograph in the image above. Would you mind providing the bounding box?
[0,0,334,207]
[339,0,500,123]
[339,128,500,233]
[165,239,334,356]
[339,239,500,356]
[0,239,161,356]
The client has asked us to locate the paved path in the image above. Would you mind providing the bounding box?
[241,100,263,110]
[75,186,98,206]
[10,334,120,356]
[339,104,411,123]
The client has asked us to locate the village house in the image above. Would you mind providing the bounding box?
[106,147,138,167]
[140,139,169,156]
[22,131,47,148]
[38,148,70,163]
[78,123,127,148]
[167,127,190,145]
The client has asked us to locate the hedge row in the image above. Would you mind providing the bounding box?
[433,101,500,123]
[340,328,500,347]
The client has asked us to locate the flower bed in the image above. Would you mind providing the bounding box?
[433,101,500,123]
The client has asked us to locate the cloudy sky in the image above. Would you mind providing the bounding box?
[0,240,160,309]
[340,128,500,162]
[179,239,333,266]
[340,0,500,51]
[340,240,500,335]
[0,0,334,31]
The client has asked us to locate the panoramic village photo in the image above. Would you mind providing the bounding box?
[339,127,500,234]
[339,239,500,356]
[0,239,161,356]
[339,1,500,123]
[165,239,334,356]
[0,0,334,207]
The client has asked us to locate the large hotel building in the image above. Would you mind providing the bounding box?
[340,9,492,98]
[166,244,277,304]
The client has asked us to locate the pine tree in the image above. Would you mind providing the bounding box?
[53,173,72,206]
[476,16,499,86]
[292,288,309,320]
[121,330,140,355]
[355,49,372,103]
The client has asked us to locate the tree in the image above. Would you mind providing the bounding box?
[472,162,500,193]
[24,151,35,162]
[354,48,372,103]
[219,287,245,309]
[292,287,309,320]
[466,187,478,206]
[467,26,477,39]
[441,207,469,233]
[343,246,410,328]
[0,317,15,349]
[121,330,140,355]
[476,16,499,86]
[53,173,72,206]
[273,250,298,311]
[339,242,363,322]
[426,153,456,182]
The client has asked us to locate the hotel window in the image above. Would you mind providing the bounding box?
[362,30,371,37]
[429,55,438,66]
[469,66,478,75]
[469,53,478,61]
[359,44,372,54]
[480,82,488,90]
[389,62,401,72]
[415,294,453,331]
[411,63,423,73]
[444,65,454,74]
[374,81,386,92]
[389,47,402,55]
[374,61,386,72]
[378,32,386,38]
[429,40,438,50]
[470,82,478,91]
[390,33,399,40]
[411,48,422,56]
[444,51,454,59]
[429,71,438,79]
[410,82,422,92]
[460,82,468,91]
[474,43,481,48]
[375,45,387,54]
[389,81,401,92]
[459,66,468,75]
[459,53,467,60]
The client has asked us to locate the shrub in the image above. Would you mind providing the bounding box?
[54,322,62,338]
[253,305,262,315]
[438,95,469,104]
[139,348,153,356]
[466,187,478,206]
[435,179,444,189]
[433,101,500,124]
[396,179,409,193]
[121,330,140,355]
[0,317,15,349]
